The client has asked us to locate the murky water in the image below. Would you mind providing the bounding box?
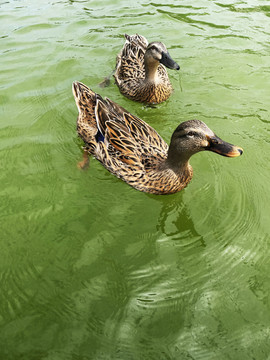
[0,0,270,359]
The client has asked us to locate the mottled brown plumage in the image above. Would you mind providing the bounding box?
[72,81,243,195]
[114,34,180,104]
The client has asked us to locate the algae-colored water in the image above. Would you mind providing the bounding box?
[0,0,270,359]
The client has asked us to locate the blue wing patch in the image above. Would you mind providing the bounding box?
[95,129,105,143]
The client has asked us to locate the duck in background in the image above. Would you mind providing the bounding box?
[101,34,180,104]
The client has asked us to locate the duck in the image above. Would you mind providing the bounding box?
[114,34,180,104]
[72,81,243,195]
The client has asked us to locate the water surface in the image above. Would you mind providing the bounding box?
[0,0,270,359]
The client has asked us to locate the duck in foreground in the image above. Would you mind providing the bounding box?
[114,34,180,104]
[73,81,243,195]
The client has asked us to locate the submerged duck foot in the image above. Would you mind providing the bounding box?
[98,77,111,88]
[77,150,90,170]
[98,70,115,88]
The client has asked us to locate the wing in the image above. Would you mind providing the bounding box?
[96,96,168,154]
[94,96,168,168]
[122,112,168,157]
[115,34,148,83]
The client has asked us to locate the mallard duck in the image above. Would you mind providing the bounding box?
[114,34,180,104]
[72,81,243,195]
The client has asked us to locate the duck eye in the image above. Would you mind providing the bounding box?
[149,45,159,52]
[186,132,196,138]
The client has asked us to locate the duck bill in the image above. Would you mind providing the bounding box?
[160,51,180,70]
[207,136,243,157]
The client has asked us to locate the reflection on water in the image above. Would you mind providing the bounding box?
[0,0,270,359]
[156,195,205,246]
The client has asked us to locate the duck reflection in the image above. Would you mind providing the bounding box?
[148,193,206,247]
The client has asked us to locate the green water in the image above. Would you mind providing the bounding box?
[1,0,270,359]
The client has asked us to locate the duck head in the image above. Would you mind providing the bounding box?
[167,120,243,169]
[144,42,180,81]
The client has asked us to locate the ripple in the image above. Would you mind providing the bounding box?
[157,9,230,29]
[149,2,205,10]
[215,2,270,16]
[0,263,41,321]
[188,156,268,286]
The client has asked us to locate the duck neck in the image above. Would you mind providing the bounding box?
[144,59,160,83]
[164,146,192,176]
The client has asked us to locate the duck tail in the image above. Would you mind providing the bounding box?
[72,81,96,114]
[72,81,98,147]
